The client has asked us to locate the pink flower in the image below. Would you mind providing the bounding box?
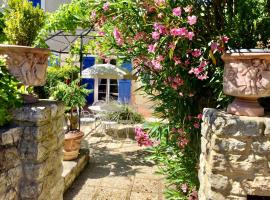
[151,59,162,70]
[152,31,160,40]
[91,11,96,18]
[103,2,110,11]
[156,55,164,61]
[187,15,197,25]
[184,6,192,13]
[191,49,202,57]
[148,44,156,53]
[193,123,200,129]
[113,28,124,45]
[187,31,195,40]
[173,56,181,65]
[135,127,154,147]
[199,61,208,69]
[98,31,105,36]
[222,35,229,43]
[178,137,189,148]
[189,67,203,75]
[172,7,181,16]
[197,73,208,80]
[153,23,167,35]
[211,42,218,53]
[170,27,188,37]
[197,113,203,120]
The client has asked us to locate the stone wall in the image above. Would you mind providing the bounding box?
[199,108,270,200]
[0,100,65,200]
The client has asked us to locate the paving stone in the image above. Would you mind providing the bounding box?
[132,178,161,193]
[130,191,159,200]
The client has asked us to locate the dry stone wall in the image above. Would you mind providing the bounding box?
[199,108,270,200]
[0,100,65,200]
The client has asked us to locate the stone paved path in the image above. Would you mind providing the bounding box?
[64,125,165,200]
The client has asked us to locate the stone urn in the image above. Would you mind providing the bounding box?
[0,44,50,86]
[222,49,270,117]
[63,130,84,161]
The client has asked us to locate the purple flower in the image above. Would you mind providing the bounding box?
[172,7,182,17]
[113,28,123,45]
[91,11,96,18]
[151,59,162,70]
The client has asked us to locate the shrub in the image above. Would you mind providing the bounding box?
[3,0,45,46]
[0,58,22,126]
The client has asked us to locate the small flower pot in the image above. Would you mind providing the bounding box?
[0,44,50,86]
[63,130,84,161]
[222,49,270,116]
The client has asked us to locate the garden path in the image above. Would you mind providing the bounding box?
[64,125,165,200]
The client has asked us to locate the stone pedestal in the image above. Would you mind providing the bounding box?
[0,100,65,200]
[199,108,270,200]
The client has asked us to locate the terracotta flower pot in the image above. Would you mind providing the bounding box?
[222,49,270,116]
[0,44,50,86]
[63,130,84,161]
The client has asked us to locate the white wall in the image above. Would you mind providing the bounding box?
[44,0,71,12]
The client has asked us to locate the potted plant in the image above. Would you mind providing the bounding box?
[222,49,270,117]
[0,0,49,103]
[50,79,91,160]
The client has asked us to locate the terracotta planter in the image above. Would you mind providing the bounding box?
[0,44,50,86]
[222,49,270,116]
[63,130,84,161]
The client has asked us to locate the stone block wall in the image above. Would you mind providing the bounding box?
[0,100,65,200]
[199,108,270,200]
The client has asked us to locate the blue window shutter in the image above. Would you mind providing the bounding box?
[29,0,41,7]
[118,62,132,104]
[81,57,95,105]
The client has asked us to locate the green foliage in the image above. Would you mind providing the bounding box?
[0,12,7,43]
[35,65,80,99]
[104,104,144,123]
[0,59,22,126]
[50,79,92,130]
[3,0,45,46]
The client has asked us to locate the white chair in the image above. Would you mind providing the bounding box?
[80,110,97,129]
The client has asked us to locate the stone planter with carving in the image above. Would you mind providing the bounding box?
[222,49,270,117]
[0,44,50,86]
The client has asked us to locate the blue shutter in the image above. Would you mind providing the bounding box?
[29,0,41,7]
[118,62,132,104]
[81,57,95,105]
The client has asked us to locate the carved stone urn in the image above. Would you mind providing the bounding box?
[0,44,50,86]
[222,49,270,117]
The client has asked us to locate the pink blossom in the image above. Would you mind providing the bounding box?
[197,113,203,120]
[152,31,160,40]
[189,67,203,75]
[156,55,165,61]
[222,35,229,43]
[151,59,163,70]
[103,2,110,11]
[187,31,195,40]
[170,27,188,37]
[173,56,181,65]
[134,32,147,41]
[187,15,197,25]
[91,11,96,18]
[113,28,123,45]
[172,7,181,17]
[135,127,154,147]
[193,123,200,129]
[153,23,167,35]
[191,49,202,57]
[148,44,156,53]
[178,137,189,148]
[184,6,192,13]
[169,42,176,49]
[185,60,190,65]
[98,31,105,36]
[211,42,218,53]
[199,61,208,69]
